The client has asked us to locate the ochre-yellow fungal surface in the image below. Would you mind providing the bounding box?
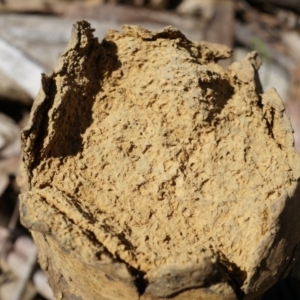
[20,21,300,299]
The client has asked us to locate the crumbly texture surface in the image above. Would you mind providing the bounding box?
[20,21,300,298]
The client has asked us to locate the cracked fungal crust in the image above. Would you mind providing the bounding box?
[20,21,300,298]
